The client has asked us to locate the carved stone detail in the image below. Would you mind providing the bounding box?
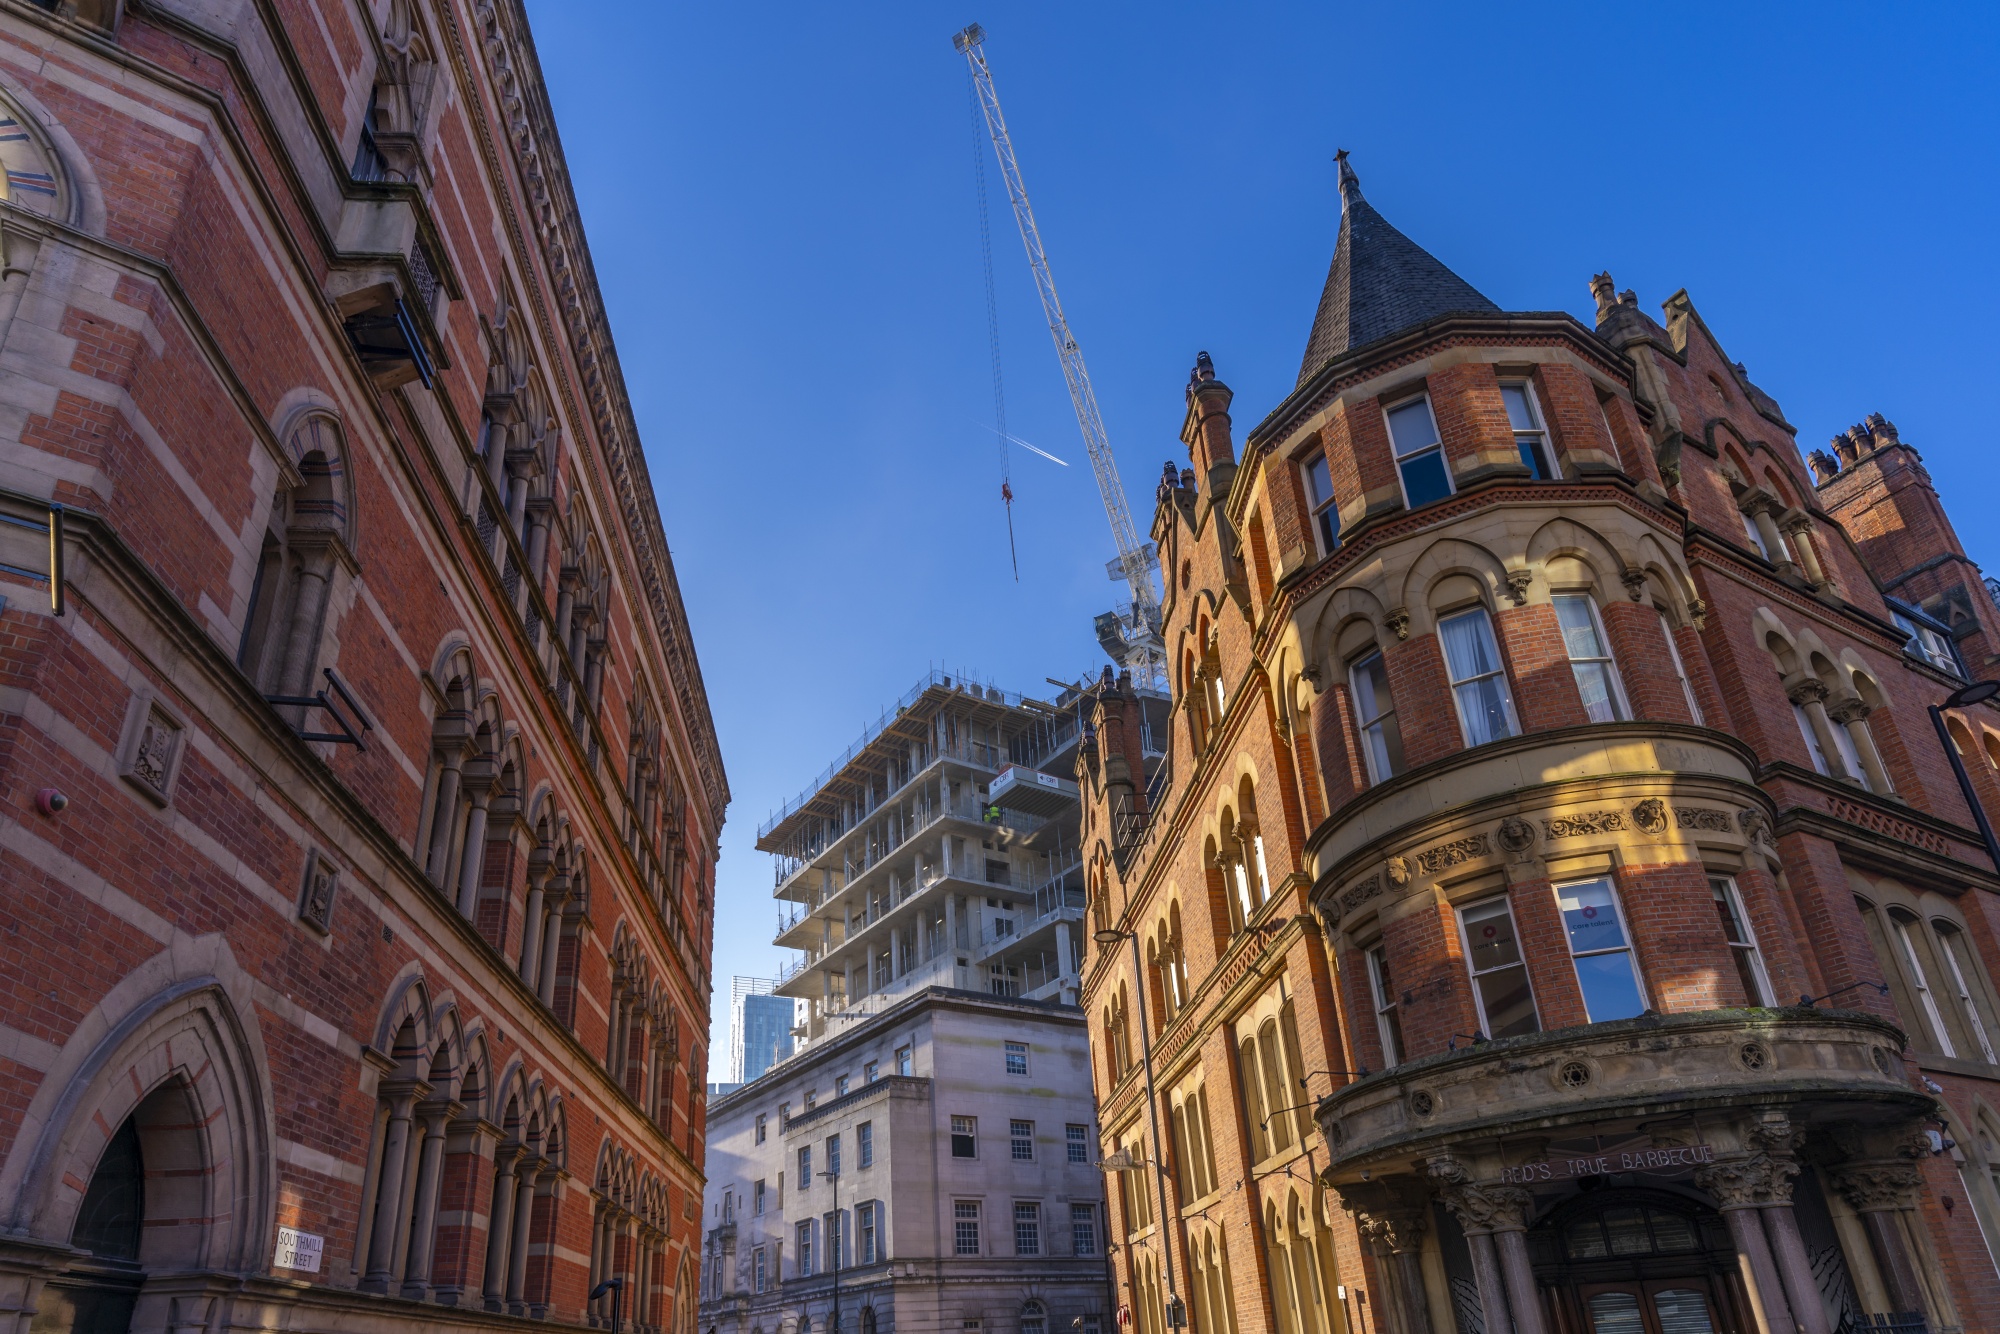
[1674,806,1734,833]
[1505,569,1534,606]
[1386,856,1413,888]
[1621,568,1649,601]
[1385,607,1411,641]
[1828,1161,1922,1213]
[1544,810,1626,838]
[1341,876,1384,913]
[1686,596,1708,630]
[1785,676,1830,707]
[299,848,340,934]
[1631,799,1669,836]
[1497,817,1538,855]
[117,692,187,807]
[1693,1152,1796,1208]
[1737,807,1772,845]
[1414,833,1492,875]
[1826,695,1871,725]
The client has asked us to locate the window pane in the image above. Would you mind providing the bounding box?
[1386,400,1440,457]
[1573,953,1647,1022]
[1603,1206,1651,1255]
[1557,881,1628,953]
[1399,451,1452,508]
[1476,965,1539,1037]
[1587,1294,1645,1334]
[1652,1290,1716,1334]
[1440,610,1502,679]
[1463,899,1524,971]
[1500,384,1536,431]
[1517,436,1554,480]
[1317,508,1340,554]
[1572,662,1621,724]
[1454,676,1515,746]
[1305,455,1333,506]
[1351,652,1405,781]
[1709,879,1749,945]
[1554,596,1605,658]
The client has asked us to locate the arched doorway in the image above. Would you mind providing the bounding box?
[33,1080,208,1334]
[1528,1189,1748,1334]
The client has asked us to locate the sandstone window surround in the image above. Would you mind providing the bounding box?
[1265,1186,1340,1334]
[239,419,352,711]
[1168,1079,1219,1206]
[1186,1227,1235,1334]
[1235,996,1311,1161]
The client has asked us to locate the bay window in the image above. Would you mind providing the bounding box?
[1350,650,1405,783]
[1501,381,1557,479]
[1301,453,1340,555]
[1708,876,1773,1006]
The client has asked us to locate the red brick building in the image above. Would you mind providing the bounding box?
[1078,154,2000,1334]
[0,3,724,1333]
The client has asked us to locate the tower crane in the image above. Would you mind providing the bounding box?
[953,23,1166,689]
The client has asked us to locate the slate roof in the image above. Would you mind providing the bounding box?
[1296,154,1502,388]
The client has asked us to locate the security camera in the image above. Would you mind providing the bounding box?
[35,788,67,817]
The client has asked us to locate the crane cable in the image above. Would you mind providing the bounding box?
[969,67,1017,581]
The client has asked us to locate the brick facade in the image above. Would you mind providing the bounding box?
[1078,162,2000,1334]
[0,4,723,1334]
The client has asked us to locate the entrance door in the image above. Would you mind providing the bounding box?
[1580,1282,1721,1334]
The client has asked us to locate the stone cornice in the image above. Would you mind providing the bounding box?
[455,0,728,830]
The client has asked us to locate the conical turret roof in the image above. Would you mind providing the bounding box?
[1296,153,1501,388]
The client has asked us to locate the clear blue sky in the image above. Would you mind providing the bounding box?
[522,2,2000,1058]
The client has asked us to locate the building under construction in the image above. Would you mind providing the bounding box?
[696,670,1167,1334]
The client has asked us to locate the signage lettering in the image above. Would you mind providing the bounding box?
[273,1226,324,1273]
[1497,1142,1714,1185]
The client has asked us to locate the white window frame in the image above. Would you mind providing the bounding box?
[1384,393,1454,509]
[858,1120,874,1168]
[1499,380,1559,480]
[1366,944,1403,1066]
[1893,914,1956,1057]
[1552,594,1629,723]
[1014,1201,1042,1256]
[954,1201,981,1256]
[1010,1118,1035,1162]
[754,1244,767,1293]
[951,1114,978,1158]
[1793,702,1832,776]
[1066,1123,1090,1164]
[1708,876,1773,1006]
[1005,1041,1030,1076]
[1349,649,1403,785]
[1830,716,1870,792]
[798,1220,814,1277]
[1455,895,1540,1038]
[1438,606,1521,747]
[1552,877,1650,1022]
[1658,609,1704,724]
[1742,510,1792,564]
[1072,1203,1098,1256]
[858,1201,879,1265]
[896,1045,913,1077]
[1894,610,1966,679]
[1937,923,1999,1064]
[1301,452,1340,555]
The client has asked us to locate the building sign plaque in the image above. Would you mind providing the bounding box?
[273,1226,324,1273]
[1498,1142,1715,1185]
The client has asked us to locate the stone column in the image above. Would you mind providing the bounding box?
[520,862,550,988]
[525,501,552,581]
[1346,1191,1432,1334]
[425,745,468,885]
[363,1083,425,1292]
[482,1145,522,1311]
[400,1100,459,1298]
[1751,504,1797,577]
[1830,1160,1929,1317]
[277,543,336,699]
[538,882,569,1007]
[1780,513,1830,590]
[1430,1161,1523,1334]
[508,1160,544,1314]
[1786,677,1855,783]
[1746,1115,1831,1334]
[1695,1155,1796,1334]
[455,773,493,917]
[1827,698,1893,795]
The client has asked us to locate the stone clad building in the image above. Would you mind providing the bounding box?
[1077,153,2000,1334]
[0,3,723,1333]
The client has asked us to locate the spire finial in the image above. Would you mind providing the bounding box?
[1335,148,1361,206]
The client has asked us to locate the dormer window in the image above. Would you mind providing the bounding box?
[1386,396,1452,509]
[1890,605,1965,679]
[1501,382,1558,480]
[1301,453,1340,555]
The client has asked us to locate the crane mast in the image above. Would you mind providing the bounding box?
[954,23,1165,688]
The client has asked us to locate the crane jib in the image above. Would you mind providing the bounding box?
[956,26,1165,683]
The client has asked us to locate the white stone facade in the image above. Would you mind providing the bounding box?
[698,990,1112,1334]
